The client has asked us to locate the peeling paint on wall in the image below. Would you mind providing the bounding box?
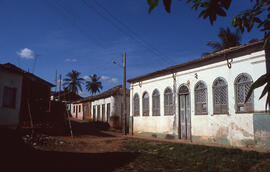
[253,114,270,150]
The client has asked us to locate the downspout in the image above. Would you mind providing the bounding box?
[172,73,177,136]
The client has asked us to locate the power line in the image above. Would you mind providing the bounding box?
[93,0,176,65]
[80,0,174,66]
[43,0,107,49]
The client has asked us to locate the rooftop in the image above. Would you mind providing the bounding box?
[127,41,264,83]
[74,85,130,103]
[0,63,55,87]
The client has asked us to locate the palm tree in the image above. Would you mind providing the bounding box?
[63,70,84,94]
[202,27,241,56]
[86,74,103,95]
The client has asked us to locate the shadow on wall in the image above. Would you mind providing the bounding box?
[0,128,138,172]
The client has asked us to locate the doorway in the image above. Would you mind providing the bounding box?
[178,85,191,140]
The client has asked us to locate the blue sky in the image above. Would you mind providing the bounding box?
[0,0,263,97]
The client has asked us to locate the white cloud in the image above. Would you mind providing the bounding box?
[101,75,110,80]
[65,58,77,62]
[17,48,36,59]
[110,78,119,84]
[101,75,118,83]
[83,75,90,81]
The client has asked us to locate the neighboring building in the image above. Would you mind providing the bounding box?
[70,85,130,128]
[83,101,91,120]
[51,90,82,117]
[128,41,270,150]
[71,102,84,120]
[0,63,55,128]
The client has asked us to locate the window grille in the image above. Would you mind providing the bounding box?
[142,92,149,116]
[235,73,253,112]
[164,87,173,115]
[213,78,228,114]
[195,81,208,114]
[133,94,140,116]
[152,89,160,116]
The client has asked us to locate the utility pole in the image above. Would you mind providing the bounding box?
[59,74,62,101]
[55,70,58,93]
[122,52,127,135]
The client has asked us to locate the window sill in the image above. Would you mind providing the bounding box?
[195,113,208,115]
[164,114,174,116]
[235,111,255,114]
[212,113,229,116]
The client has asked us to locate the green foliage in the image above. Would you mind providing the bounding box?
[245,74,270,110]
[202,27,241,56]
[147,0,172,13]
[232,0,270,33]
[63,70,84,94]
[85,74,103,95]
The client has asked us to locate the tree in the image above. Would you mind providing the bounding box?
[147,0,270,109]
[63,70,84,94]
[204,27,241,55]
[85,74,103,95]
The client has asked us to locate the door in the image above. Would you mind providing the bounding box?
[107,103,111,122]
[179,85,191,140]
[76,105,78,118]
[102,104,105,122]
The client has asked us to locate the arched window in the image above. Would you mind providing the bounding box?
[195,81,207,114]
[235,73,253,112]
[133,93,140,116]
[152,89,160,116]
[142,92,149,116]
[213,78,228,114]
[164,87,173,115]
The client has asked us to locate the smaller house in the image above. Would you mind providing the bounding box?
[0,63,55,129]
[71,85,130,128]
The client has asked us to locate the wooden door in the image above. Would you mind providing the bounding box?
[179,85,191,140]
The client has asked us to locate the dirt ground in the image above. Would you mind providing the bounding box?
[0,119,137,172]
[1,119,270,172]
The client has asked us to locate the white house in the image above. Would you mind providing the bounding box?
[0,64,23,128]
[71,85,130,128]
[71,102,84,120]
[128,41,270,150]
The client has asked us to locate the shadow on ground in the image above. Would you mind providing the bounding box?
[0,128,137,172]
[70,120,116,137]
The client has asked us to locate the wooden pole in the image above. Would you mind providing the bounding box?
[59,74,62,101]
[66,105,74,145]
[122,52,127,135]
[27,99,34,137]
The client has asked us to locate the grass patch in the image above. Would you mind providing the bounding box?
[120,140,270,171]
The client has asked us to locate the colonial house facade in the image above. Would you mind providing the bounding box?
[128,41,270,150]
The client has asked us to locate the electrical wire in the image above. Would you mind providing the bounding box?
[80,0,174,66]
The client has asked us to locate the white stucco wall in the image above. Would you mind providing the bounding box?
[91,96,115,122]
[71,103,83,120]
[0,71,23,127]
[130,50,267,146]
